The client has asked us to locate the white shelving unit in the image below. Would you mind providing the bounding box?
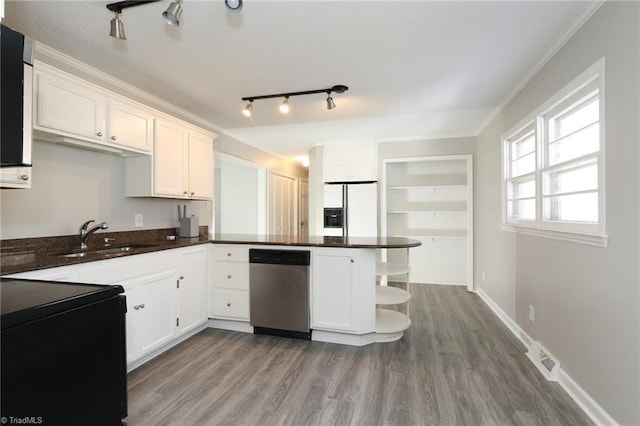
[375,248,412,342]
[381,155,473,290]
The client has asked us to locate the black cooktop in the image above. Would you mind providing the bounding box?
[1,278,124,329]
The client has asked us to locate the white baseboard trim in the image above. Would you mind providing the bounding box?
[475,287,618,426]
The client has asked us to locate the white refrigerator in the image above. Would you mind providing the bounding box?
[323,182,377,237]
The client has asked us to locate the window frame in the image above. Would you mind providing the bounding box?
[501,58,607,247]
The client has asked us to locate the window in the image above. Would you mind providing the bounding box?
[502,59,606,246]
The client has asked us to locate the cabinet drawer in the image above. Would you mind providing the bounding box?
[213,262,249,290]
[213,246,248,262]
[212,288,249,321]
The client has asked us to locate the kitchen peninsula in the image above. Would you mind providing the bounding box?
[3,231,421,367]
[210,234,421,345]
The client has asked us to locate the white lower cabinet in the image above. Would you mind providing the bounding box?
[122,269,177,363]
[211,245,249,321]
[311,248,376,334]
[177,246,208,334]
[7,245,208,368]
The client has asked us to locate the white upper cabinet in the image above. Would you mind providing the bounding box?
[107,99,154,153]
[33,62,153,155]
[35,65,105,143]
[126,118,215,200]
[187,129,215,199]
[322,141,378,182]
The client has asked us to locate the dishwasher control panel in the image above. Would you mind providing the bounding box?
[249,249,310,266]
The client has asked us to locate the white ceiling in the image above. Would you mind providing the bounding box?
[4,0,593,163]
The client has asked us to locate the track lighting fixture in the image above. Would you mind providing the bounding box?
[279,98,290,114]
[326,94,336,110]
[105,0,243,39]
[241,85,348,117]
[242,101,253,117]
[163,0,183,26]
[109,12,126,40]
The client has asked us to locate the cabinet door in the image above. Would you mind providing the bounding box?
[211,288,249,320]
[35,69,105,141]
[154,119,189,197]
[122,283,140,363]
[0,167,31,189]
[107,100,153,153]
[187,130,214,199]
[177,248,207,335]
[312,250,359,332]
[137,269,178,356]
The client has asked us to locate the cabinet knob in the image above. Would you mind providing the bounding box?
[179,275,184,280]
[97,131,103,137]
[227,253,231,257]
[183,191,188,195]
[350,259,354,263]
[190,192,195,196]
[226,303,231,307]
[20,174,29,181]
[227,275,232,279]
[140,303,145,309]
[134,305,140,310]
[111,135,117,141]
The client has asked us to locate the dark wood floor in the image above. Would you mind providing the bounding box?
[126,285,593,425]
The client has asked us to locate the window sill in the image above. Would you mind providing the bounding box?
[499,224,608,248]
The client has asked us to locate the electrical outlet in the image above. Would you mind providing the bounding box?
[529,305,535,322]
[134,213,143,228]
[481,272,486,282]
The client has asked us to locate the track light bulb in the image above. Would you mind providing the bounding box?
[279,98,290,114]
[109,12,126,40]
[163,0,183,26]
[326,95,336,110]
[225,0,243,12]
[242,101,253,117]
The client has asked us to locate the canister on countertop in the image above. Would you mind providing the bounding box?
[178,204,199,238]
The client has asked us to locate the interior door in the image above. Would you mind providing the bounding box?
[299,180,309,237]
[267,171,297,238]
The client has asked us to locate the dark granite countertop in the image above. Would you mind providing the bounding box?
[210,233,422,249]
[0,228,210,276]
[1,229,421,275]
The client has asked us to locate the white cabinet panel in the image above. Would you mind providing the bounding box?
[136,270,178,355]
[312,250,358,332]
[1,167,31,189]
[213,245,248,262]
[213,262,249,290]
[154,118,189,197]
[107,100,153,153]
[177,247,208,334]
[35,68,104,142]
[187,130,214,199]
[322,142,377,182]
[212,288,250,320]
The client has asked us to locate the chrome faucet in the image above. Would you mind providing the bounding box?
[80,220,109,249]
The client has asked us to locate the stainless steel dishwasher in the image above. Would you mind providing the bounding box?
[249,249,311,340]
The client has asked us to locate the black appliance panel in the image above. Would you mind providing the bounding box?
[324,207,344,229]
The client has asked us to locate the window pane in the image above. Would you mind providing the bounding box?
[508,179,535,199]
[548,123,599,166]
[508,198,535,220]
[511,152,535,177]
[513,133,535,159]
[544,162,597,195]
[550,96,598,141]
[544,192,598,223]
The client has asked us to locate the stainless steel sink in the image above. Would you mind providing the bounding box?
[57,243,157,259]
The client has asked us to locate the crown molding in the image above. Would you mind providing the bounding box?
[34,42,225,134]
[476,0,606,135]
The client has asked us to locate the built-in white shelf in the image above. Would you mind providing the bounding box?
[376,285,411,305]
[382,155,473,288]
[375,308,411,334]
[376,261,411,276]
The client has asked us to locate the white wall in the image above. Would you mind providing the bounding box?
[215,156,263,234]
[0,140,210,239]
[475,2,640,424]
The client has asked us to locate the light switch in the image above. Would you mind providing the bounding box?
[134,213,143,228]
